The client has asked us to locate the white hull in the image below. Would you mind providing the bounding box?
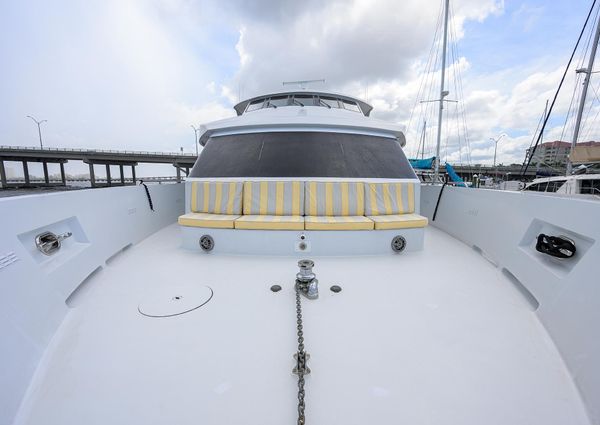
[1,184,598,424]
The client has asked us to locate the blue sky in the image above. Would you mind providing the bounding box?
[1,0,599,172]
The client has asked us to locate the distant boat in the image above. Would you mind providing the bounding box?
[523,173,600,198]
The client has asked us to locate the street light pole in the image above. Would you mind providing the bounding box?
[490,134,506,181]
[490,134,506,168]
[26,115,47,149]
[191,125,199,156]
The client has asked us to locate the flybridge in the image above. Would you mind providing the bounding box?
[197,91,404,147]
[233,91,373,117]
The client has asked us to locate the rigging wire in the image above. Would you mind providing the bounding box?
[407,0,445,157]
[423,28,444,157]
[554,3,600,165]
[448,2,466,168]
[524,101,548,167]
[521,0,598,176]
[449,0,474,172]
[409,0,474,169]
[410,0,446,158]
[580,79,600,141]
[568,4,600,149]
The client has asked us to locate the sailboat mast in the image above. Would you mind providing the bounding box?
[567,12,600,175]
[434,0,450,182]
[420,119,427,159]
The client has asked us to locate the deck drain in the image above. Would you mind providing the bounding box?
[138,285,213,318]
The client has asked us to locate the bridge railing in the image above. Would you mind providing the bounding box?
[0,145,194,157]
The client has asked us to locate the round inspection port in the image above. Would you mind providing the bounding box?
[270,285,282,292]
[138,284,213,318]
[330,285,342,293]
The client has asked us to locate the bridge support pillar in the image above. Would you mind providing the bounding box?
[176,166,181,182]
[59,163,66,186]
[105,164,111,186]
[131,165,136,183]
[0,160,6,188]
[119,165,124,185]
[22,161,30,185]
[89,164,96,187]
[42,162,49,184]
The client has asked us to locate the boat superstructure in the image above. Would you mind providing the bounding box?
[524,173,600,197]
[1,87,599,425]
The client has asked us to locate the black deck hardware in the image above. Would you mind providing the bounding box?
[432,182,448,222]
[535,234,576,259]
[139,180,154,212]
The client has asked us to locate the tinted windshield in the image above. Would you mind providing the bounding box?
[190,131,415,178]
[244,95,362,114]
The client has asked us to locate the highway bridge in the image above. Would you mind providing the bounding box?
[0,145,557,190]
[0,146,197,188]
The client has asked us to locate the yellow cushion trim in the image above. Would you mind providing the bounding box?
[178,213,240,229]
[408,183,415,213]
[259,181,268,215]
[356,182,364,216]
[191,182,197,212]
[383,183,392,214]
[214,182,223,213]
[309,181,317,215]
[396,183,404,214]
[367,213,428,230]
[202,181,210,213]
[292,181,301,215]
[341,182,349,215]
[226,182,236,214]
[325,182,333,216]
[305,215,373,230]
[235,215,304,230]
[243,181,252,214]
[276,182,284,215]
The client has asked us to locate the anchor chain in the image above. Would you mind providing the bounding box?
[293,281,311,425]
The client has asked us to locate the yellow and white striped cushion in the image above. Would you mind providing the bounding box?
[304,182,365,216]
[178,213,240,228]
[304,216,373,230]
[364,182,416,215]
[368,213,428,230]
[235,215,304,230]
[190,181,243,215]
[243,181,304,215]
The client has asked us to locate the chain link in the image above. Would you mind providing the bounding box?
[294,282,308,425]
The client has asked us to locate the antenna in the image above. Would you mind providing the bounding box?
[282,79,326,90]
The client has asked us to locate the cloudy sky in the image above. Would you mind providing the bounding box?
[1,0,599,168]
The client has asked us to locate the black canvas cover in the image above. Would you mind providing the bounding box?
[189,132,415,179]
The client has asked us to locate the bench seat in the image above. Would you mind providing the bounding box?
[304,216,374,230]
[178,213,241,229]
[234,215,304,230]
[367,213,428,230]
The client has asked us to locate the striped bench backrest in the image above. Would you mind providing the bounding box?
[364,182,416,215]
[243,181,304,215]
[190,181,243,215]
[305,182,365,216]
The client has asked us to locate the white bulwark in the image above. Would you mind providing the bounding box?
[1,89,599,425]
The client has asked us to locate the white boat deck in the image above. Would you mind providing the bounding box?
[16,223,590,425]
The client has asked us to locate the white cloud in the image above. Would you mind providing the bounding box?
[4,0,596,172]
[231,0,502,96]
